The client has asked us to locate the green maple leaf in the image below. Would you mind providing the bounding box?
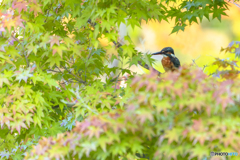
[75,17,89,28]
[171,24,187,34]
[156,98,172,114]
[121,44,135,57]
[29,3,42,16]
[52,45,67,57]
[129,139,144,154]
[101,19,113,32]
[97,136,110,152]
[26,43,38,56]
[11,151,23,160]
[164,128,182,144]
[33,115,42,128]
[24,113,34,127]
[31,72,45,85]
[190,144,209,160]
[109,141,128,155]
[6,46,21,58]
[183,1,195,10]
[44,74,60,88]
[28,125,45,137]
[46,55,62,68]
[63,37,75,48]
[0,52,16,67]
[212,8,227,22]
[0,74,10,88]
[106,5,117,21]
[127,18,141,30]
[10,118,28,134]
[47,122,64,136]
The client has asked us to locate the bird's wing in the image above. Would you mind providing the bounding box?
[172,57,181,68]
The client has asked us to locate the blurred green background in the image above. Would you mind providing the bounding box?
[98,3,240,77]
[129,3,240,74]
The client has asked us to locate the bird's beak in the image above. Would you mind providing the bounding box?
[152,51,163,55]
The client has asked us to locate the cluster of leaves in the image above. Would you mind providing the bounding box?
[24,67,240,160]
[164,0,237,33]
[206,41,240,79]
[0,0,239,159]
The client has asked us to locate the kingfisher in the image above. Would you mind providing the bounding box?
[152,47,180,72]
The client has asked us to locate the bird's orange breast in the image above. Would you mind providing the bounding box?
[161,57,172,71]
[161,57,177,72]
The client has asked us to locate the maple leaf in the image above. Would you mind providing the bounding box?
[23,113,34,127]
[12,0,28,14]
[136,109,154,124]
[235,46,240,58]
[192,119,204,132]
[29,3,42,16]
[47,123,64,136]
[86,126,103,139]
[52,45,67,57]
[164,128,181,144]
[14,15,25,28]
[49,36,60,48]
[0,112,14,129]
[13,68,33,83]
[3,19,16,32]
[27,43,38,56]
[12,85,25,99]
[189,144,209,160]
[11,118,28,134]
[194,132,208,146]
[0,74,10,87]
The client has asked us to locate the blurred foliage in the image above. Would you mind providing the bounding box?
[25,67,240,160]
[0,0,239,160]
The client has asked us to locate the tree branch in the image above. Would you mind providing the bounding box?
[60,65,86,84]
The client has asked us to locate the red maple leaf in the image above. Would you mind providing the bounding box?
[49,36,60,48]
[14,15,25,28]
[12,0,28,14]
[192,119,203,132]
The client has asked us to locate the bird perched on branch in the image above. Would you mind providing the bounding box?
[138,47,180,74]
[152,47,180,72]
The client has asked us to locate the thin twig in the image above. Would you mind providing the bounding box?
[202,65,208,71]
[55,65,64,74]
[60,64,86,84]
[22,28,29,67]
[44,3,53,23]
[192,59,198,67]
[11,35,20,43]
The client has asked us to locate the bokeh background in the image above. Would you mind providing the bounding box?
[101,2,240,75]
[135,2,240,73]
